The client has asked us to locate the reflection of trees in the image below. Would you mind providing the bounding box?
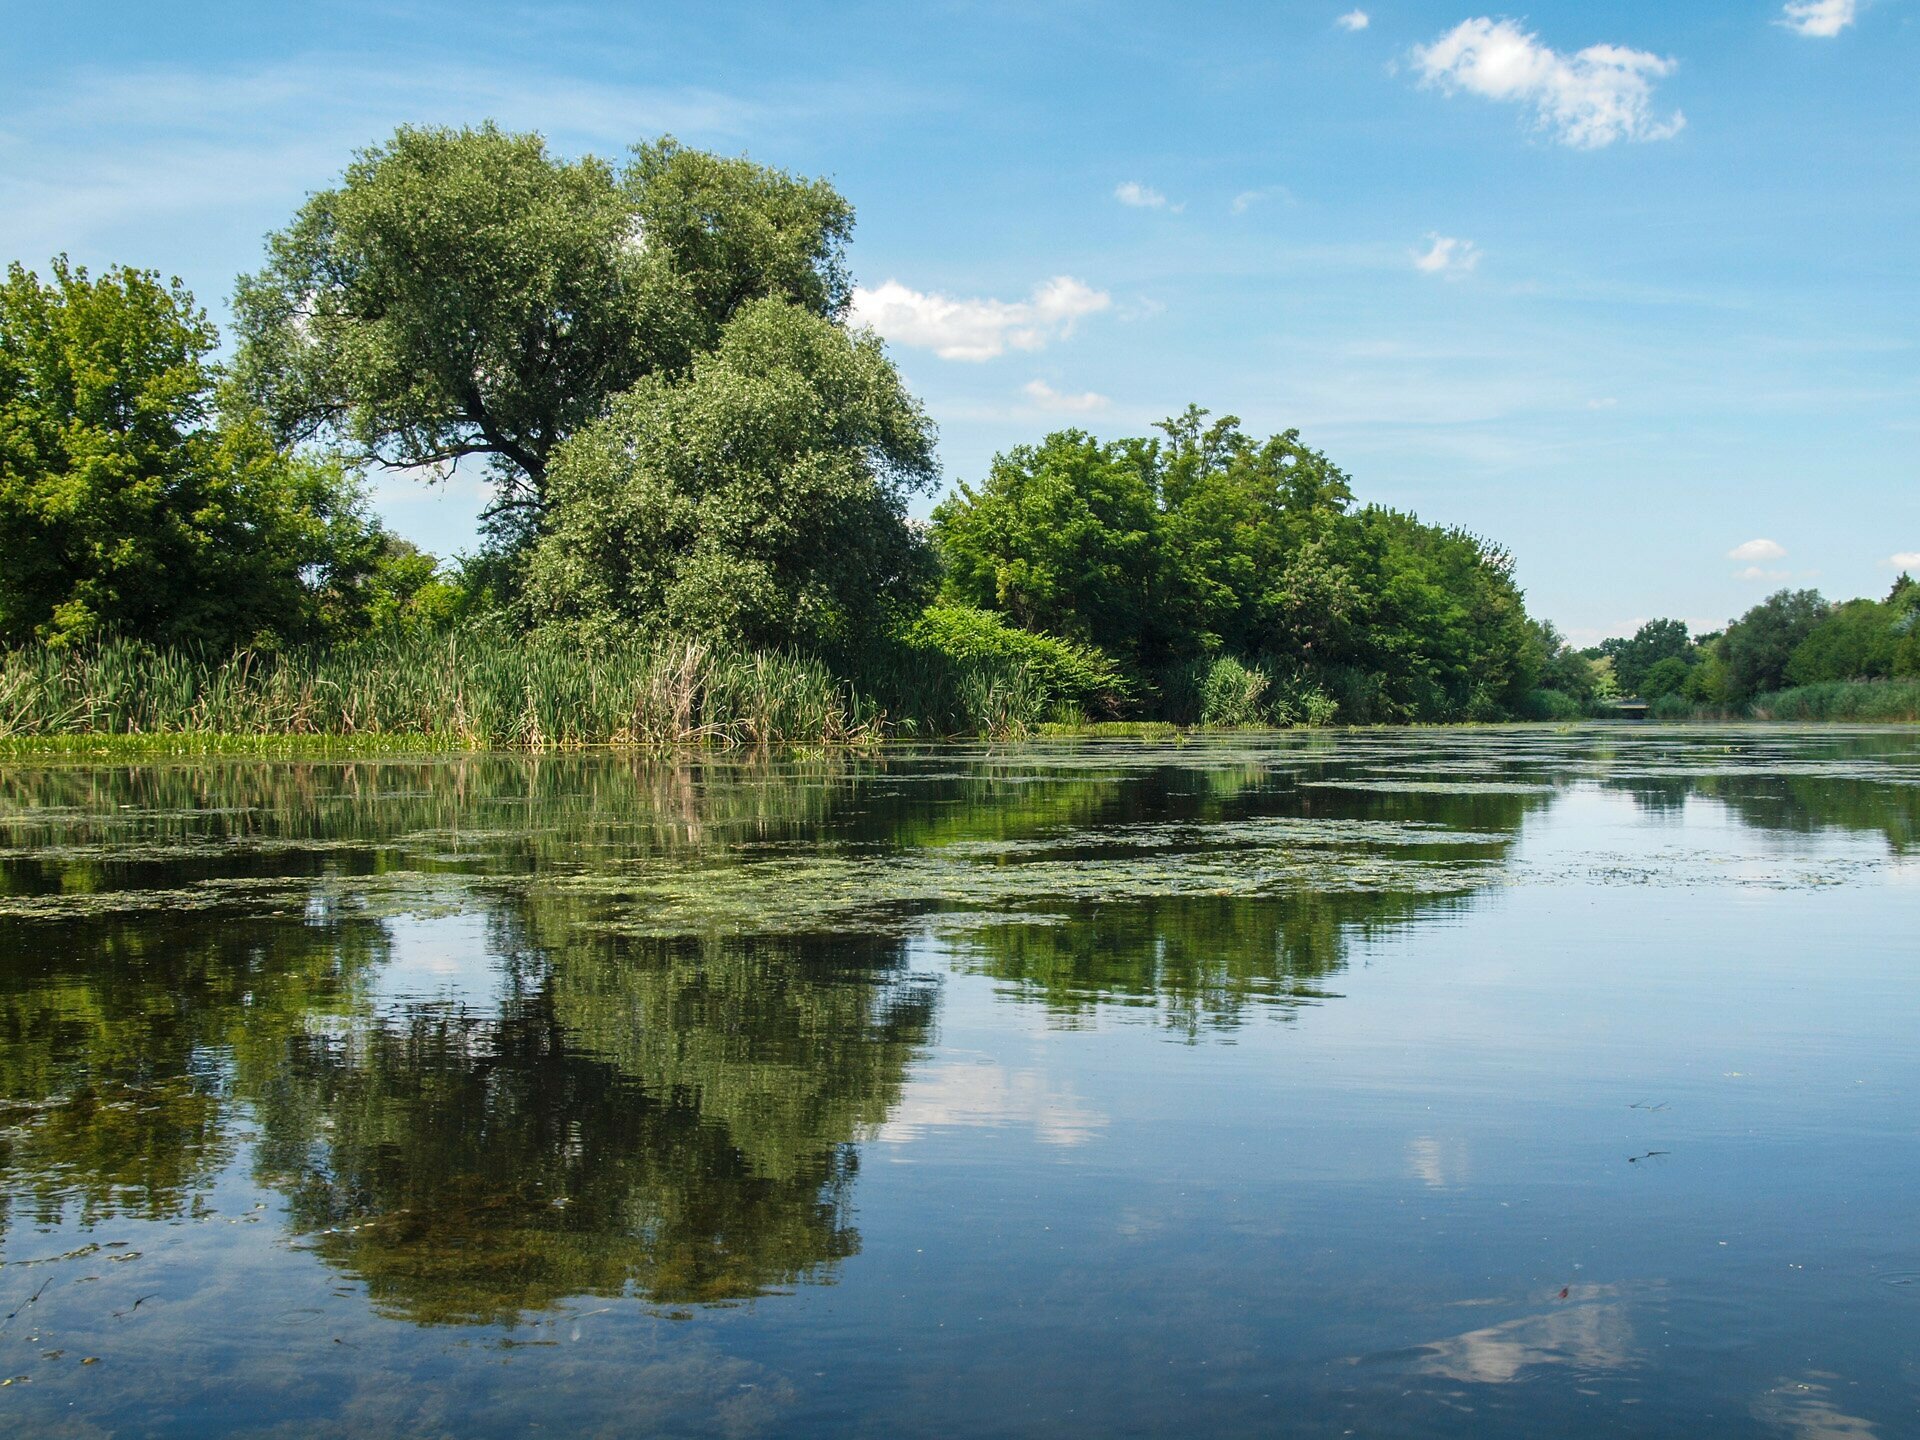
[254,928,936,1323]
[1598,771,1919,853]
[0,911,384,1236]
[950,892,1476,1039]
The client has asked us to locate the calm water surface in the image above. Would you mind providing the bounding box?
[0,727,1915,1437]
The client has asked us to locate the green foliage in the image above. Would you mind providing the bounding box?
[524,299,936,653]
[1722,588,1829,701]
[931,410,1540,722]
[1641,654,1693,700]
[1198,655,1270,727]
[899,604,1129,716]
[233,124,854,522]
[1784,589,1918,686]
[1753,677,1920,722]
[1600,618,1693,697]
[0,258,378,650]
[931,429,1164,663]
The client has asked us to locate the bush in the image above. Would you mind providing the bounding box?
[1519,688,1587,721]
[1198,656,1270,727]
[899,605,1130,716]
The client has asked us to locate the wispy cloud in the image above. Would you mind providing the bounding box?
[851,276,1111,361]
[1728,538,1787,562]
[1779,0,1858,37]
[1888,551,1920,569]
[1411,18,1685,148]
[1023,378,1111,413]
[1337,10,1370,31]
[1413,234,1481,276]
[1114,180,1181,211]
[1230,184,1296,214]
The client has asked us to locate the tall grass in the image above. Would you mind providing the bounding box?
[1750,677,1920,722]
[0,630,905,748]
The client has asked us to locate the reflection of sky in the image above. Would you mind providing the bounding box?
[874,1054,1106,1149]
[361,913,506,1015]
[875,947,1109,1150]
[1400,1285,1634,1385]
[1753,1375,1881,1440]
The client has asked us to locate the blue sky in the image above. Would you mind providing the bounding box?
[3,1,1915,642]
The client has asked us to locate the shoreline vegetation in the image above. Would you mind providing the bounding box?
[0,628,1913,757]
[5,124,1914,749]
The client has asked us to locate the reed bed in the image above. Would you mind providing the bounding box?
[1750,678,1920,722]
[0,628,1074,748]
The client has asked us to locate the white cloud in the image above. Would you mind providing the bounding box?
[1779,0,1858,37]
[1413,234,1481,275]
[850,276,1112,362]
[1888,552,1920,569]
[1587,397,1619,409]
[1114,180,1180,211]
[1411,17,1685,148]
[1728,538,1787,562]
[1337,10,1370,31]
[1736,566,1792,582]
[1023,378,1111,413]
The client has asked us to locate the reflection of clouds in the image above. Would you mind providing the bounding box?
[1410,1286,1633,1384]
[1753,1373,1880,1439]
[872,1056,1106,1148]
[1408,1134,1469,1189]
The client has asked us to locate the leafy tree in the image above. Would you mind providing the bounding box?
[1722,589,1828,700]
[1156,409,1357,661]
[1641,654,1693,700]
[1785,596,1897,685]
[0,258,375,649]
[1600,618,1693,697]
[232,125,853,524]
[524,299,935,652]
[931,410,1541,721]
[1532,621,1599,704]
[931,429,1164,663]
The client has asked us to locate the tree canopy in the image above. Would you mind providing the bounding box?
[931,410,1545,721]
[232,125,856,523]
[524,298,936,652]
[0,257,375,650]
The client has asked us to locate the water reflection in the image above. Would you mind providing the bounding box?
[1400,1286,1635,1385]
[0,729,1915,1437]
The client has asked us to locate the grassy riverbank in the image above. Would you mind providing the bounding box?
[0,630,1079,749]
[1649,677,1920,723]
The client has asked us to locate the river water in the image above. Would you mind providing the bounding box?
[0,727,1915,1437]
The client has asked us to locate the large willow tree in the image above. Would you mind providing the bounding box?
[231,126,856,525]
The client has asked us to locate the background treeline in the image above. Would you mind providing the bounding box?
[1595,580,1920,721]
[0,122,1648,743]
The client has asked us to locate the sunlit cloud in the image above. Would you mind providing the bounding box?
[1337,10,1370,31]
[1413,233,1480,276]
[1411,17,1685,148]
[1023,378,1111,413]
[1779,0,1858,38]
[1728,538,1787,562]
[851,276,1111,361]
